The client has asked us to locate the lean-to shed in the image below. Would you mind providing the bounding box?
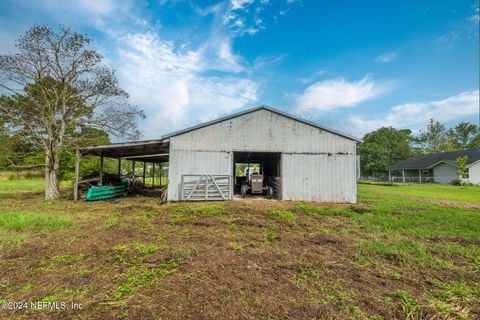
[77,105,361,203]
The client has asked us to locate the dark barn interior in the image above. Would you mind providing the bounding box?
[233,152,281,199]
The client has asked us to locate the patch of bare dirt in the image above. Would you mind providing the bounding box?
[415,198,480,210]
[0,195,478,319]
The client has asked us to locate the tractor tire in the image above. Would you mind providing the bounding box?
[267,186,274,199]
[241,185,247,198]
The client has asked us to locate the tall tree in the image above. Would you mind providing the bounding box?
[0,25,144,199]
[447,122,480,150]
[455,155,469,186]
[470,133,480,149]
[418,119,449,153]
[359,127,415,176]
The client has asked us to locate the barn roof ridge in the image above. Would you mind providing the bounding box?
[161,105,362,142]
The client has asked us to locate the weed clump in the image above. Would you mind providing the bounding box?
[358,239,450,268]
[0,212,72,232]
[295,204,354,217]
[135,243,166,255]
[269,209,295,221]
[115,258,182,298]
[391,290,422,319]
[169,203,226,220]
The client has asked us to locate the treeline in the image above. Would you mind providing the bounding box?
[359,119,480,176]
[0,117,114,180]
[0,25,478,199]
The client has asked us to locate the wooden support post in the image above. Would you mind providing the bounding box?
[132,161,136,176]
[117,159,121,176]
[402,170,405,183]
[159,163,162,188]
[143,162,146,187]
[418,169,421,183]
[99,156,104,186]
[152,163,155,188]
[74,149,81,201]
[388,170,391,182]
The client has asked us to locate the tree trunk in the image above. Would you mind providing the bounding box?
[45,149,60,200]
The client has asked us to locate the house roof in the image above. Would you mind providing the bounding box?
[161,105,362,142]
[386,149,480,170]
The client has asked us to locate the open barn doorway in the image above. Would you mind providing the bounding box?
[233,152,281,199]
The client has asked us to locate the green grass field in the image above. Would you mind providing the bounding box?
[0,177,478,319]
[0,178,45,196]
[359,182,480,203]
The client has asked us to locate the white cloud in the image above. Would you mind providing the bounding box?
[195,3,222,16]
[117,31,258,137]
[295,76,389,112]
[469,4,479,23]
[230,0,254,11]
[0,0,287,139]
[375,51,398,63]
[220,0,294,36]
[298,69,333,84]
[347,90,480,136]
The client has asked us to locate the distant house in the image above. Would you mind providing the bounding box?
[386,149,480,184]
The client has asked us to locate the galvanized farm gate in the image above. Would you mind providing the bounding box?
[180,175,231,200]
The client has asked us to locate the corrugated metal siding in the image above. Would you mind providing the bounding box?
[167,109,357,202]
[167,149,232,201]
[282,153,356,202]
[171,109,355,154]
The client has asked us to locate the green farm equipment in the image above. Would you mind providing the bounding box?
[86,185,127,201]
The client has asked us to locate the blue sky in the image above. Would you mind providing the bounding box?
[0,0,479,139]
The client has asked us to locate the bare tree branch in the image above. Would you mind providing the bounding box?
[0,25,145,199]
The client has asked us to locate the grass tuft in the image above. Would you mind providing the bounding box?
[391,290,422,319]
[0,211,72,246]
[0,211,72,232]
[269,209,295,221]
[358,239,451,268]
[295,203,354,217]
[115,258,182,298]
[135,243,166,255]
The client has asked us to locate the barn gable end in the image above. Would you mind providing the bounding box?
[166,107,358,203]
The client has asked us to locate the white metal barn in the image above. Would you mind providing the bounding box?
[76,106,361,203]
[164,106,360,202]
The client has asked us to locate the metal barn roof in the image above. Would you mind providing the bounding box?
[79,105,361,160]
[386,149,480,170]
[161,105,362,142]
[79,139,169,163]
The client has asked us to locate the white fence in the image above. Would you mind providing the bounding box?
[180,175,231,201]
[360,176,434,183]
